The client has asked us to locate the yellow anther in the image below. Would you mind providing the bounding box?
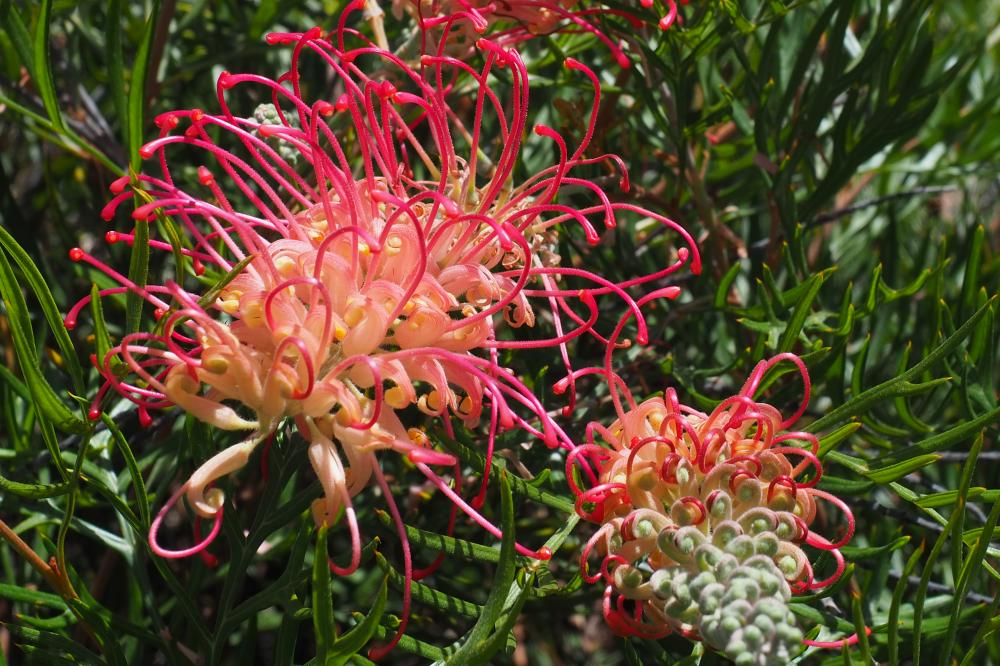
[386,234,403,256]
[275,255,296,276]
[203,355,229,374]
[242,301,264,326]
[334,323,348,341]
[458,395,474,415]
[407,428,429,446]
[385,386,408,409]
[344,304,364,327]
[220,299,240,315]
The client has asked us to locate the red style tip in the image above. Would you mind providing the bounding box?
[616,53,632,69]
[305,26,324,40]
[63,317,76,331]
[198,166,215,186]
[153,308,167,321]
[535,546,553,561]
[138,408,153,428]
[110,175,131,194]
[139,144,156,160]
[105,231,120,244]
[100,203,117,222]
[88,407,101,421]
[69,247,84,262]
[218,72,236,90]
[335,94,350,112]
[658,16,676,30]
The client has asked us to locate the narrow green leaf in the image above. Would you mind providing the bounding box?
[940,498,1000,665]
[32,0,63,130]
[809,297,995,433]
[817,421,860,457]
[313,526,337,660]
[100,414,150,527]
[0,583,67,610]
[0,225,84,392]
[330,577,389,663]
[863,454,940,484]
[445,472,517,664]
[0,1,35,78]
[374,510,499,564]
[889,543,925,665]
[376,553,481,619]
[778,271,825,352]
[105,0,128,151]
[437,435,574,514]
[0,249,87,434]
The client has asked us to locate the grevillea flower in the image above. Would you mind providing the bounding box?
[569,354,855,664]
[65,14,698,655]
[393,0,656,66]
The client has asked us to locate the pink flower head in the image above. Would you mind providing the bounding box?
[66,17,697,656]
[400,0,691,62]
[569,354,855,662]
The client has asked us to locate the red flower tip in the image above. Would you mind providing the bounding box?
[535,546,553,561]
[198,166,215,186]
[105,231,120,244]
[218,71,236,90]
[335,94,350,112]
[110,175,131,194]
[616,52,632,69]
[305,26,323,40]
[139,144,156,160]
[88,407,101,421]
[315,100,336,116]
[153,308,167,321]
[63,317,76,331]
[100,203,117,222]
[138,408,153,428]
[69,247,84,262]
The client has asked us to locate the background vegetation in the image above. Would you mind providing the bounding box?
[1,0,999,663]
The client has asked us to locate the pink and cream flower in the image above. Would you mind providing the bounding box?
[568,355,856,662]
[66,18,697,655]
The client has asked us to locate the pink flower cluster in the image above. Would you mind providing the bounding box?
[568,354,857,661]
[67,6,700,656]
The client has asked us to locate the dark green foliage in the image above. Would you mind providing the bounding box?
[0,0,998,663]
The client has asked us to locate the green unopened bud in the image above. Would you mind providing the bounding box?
[650,569,673,598]
[725,535,755,560]
[778,555,798,577]
[742,624,764,648]
[755,532,779,557]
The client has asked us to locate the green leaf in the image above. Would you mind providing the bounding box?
[377,553,481,619]
[313,526,337,661]
[374,510,499,564]
[105,0,128,153]
[0,1,35,78]
[445,472,517,664]
[889,543,925,665]
[778,270,826,352]
[863,454,940,484]
[0,224,84,392]
[809,297,995,433]
[0,248,87,434]
[437,435,574,514]
[32,0,63,131]
[329,577,388,664]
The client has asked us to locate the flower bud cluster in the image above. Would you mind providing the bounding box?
[572,355,854,662]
